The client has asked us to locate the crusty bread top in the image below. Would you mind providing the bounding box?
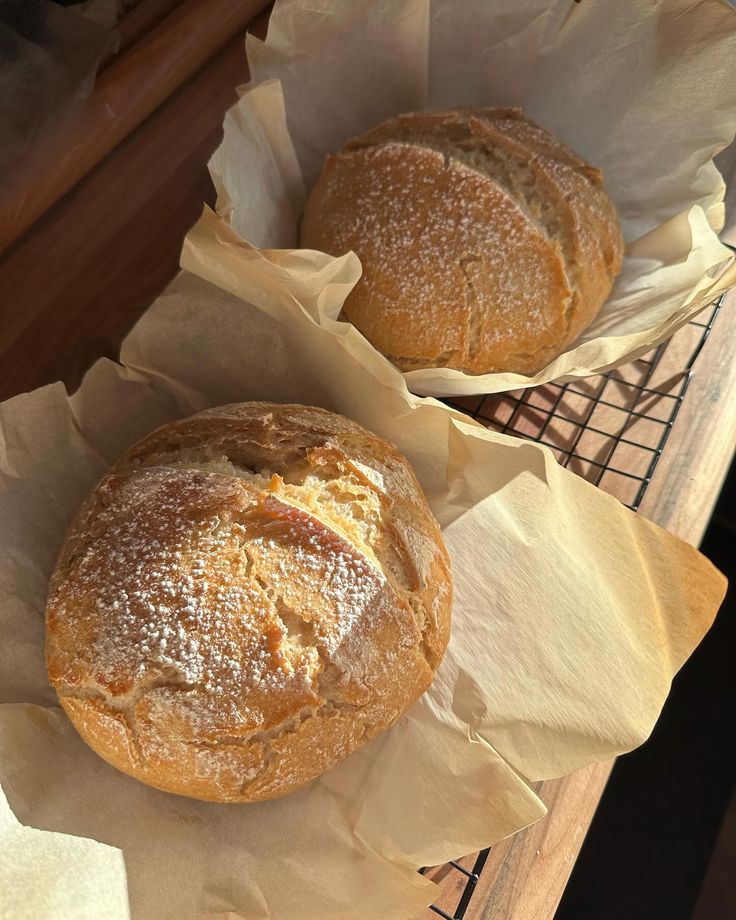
[300,108,623,375]
[46,403,452,802]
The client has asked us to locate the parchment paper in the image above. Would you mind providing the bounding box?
[194,0,736,396]
[0,270,726,919]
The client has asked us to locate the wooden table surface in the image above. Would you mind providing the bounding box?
[0,5,269,400]
[0,6,734,920]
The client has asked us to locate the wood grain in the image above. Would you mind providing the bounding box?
[476,765,614,920]
[0,0,269,253]
[0,17,267,400]
[116,0,188,54]
[415,764,614,920]
[638,290,736,546]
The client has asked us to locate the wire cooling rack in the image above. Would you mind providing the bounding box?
[448,300,723,511]
[419,299,723,920]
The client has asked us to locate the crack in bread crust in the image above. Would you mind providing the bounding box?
[56,671,199,763]
[459,254,482,367]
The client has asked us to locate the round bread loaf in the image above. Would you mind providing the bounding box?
[46,403,452,802]
[300,108,624,375]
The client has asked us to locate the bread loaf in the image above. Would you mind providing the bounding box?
[300,108,623,375]
[45,403,452,802]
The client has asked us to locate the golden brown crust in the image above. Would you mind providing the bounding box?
[46,403,452,802]
[300,108,623,375]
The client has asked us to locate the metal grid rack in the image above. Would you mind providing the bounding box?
[420,300,723,920]
[448,300,722,512]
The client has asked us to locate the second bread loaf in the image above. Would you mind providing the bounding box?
[300,108,623,376]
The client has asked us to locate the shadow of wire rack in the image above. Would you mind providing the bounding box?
[418,298,723,920]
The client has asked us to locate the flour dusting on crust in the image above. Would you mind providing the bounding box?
[46,403,452,802]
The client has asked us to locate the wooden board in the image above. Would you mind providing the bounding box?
[637,291,736,546]
[467,765,614,920]
[0,0,270,253]
[0,16,269,400]
[417,766,614,920]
